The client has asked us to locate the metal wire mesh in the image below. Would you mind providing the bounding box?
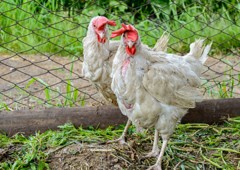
[0,0,239,110]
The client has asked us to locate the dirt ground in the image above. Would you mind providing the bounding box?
[0,54,102,109]
[48,142,155,170]
[0,53,239,110]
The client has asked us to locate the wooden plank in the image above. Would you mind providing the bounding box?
[0,106,127,136]
[182,98,240,123]
[0,98,239,136]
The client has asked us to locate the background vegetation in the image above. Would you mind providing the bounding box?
[0,0,239,56]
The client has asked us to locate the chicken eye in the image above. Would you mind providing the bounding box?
[93,24,96,28]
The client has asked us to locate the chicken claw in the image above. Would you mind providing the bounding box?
[143,149,160,158]
[106,136,127,145]
[147,164,162,170]
[141,130,160,159]
[106,119,131,145]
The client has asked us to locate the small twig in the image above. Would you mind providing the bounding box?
[111,153,131,164]
[220,150,227,165]
[191,143,240,154]
[228,117,240,123]
[171,145,194,152]
[200,148,223,169]
[46,141,75,155]
[89,148,115,152]
[0,148,8,161]
[173,159,186,170]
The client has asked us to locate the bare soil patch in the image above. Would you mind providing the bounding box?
[48,142,155,170]
[0,53,239,110]
[0,54,102,109]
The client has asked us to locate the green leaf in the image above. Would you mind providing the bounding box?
[30,163,37,170]
[37,161,49,170]
[44,88,51,102]
[35,78,49,87]
[24,78,37,90]
[73,88,78,102]
[80,95,85,106]
[3,103,12,111]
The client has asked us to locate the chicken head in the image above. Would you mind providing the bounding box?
[92,16,116,43]
[111,23,139,56]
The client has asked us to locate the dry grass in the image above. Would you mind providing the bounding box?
[1,117,239,170]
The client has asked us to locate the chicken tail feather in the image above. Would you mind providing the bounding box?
[187,39,212,64]
[153,32,169,52]
[199,42,212,64]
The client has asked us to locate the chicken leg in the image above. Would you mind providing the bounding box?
[106,119,131,145]
[142,129,160,158]
[147,139,168,170]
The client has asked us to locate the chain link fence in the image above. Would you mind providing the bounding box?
[0,0,239,110]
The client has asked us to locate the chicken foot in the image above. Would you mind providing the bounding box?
[142,129,160,159]
[106,119,131,145]
[147,139,168,170]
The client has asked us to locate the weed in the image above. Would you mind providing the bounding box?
[0,117,239,169]
[0,95,12,111]
[204,68,239,98]
[0,0,239,55]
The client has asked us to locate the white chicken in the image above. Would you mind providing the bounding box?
[110,24,211,169]
[82,16,169,144]
[82,16,119,105]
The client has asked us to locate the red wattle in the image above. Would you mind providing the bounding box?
[126,46,136,56]
[97,34,106,43]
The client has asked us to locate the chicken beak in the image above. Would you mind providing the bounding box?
[98,31,105,39]
[127,41,134,48]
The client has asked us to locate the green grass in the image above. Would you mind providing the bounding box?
[0,95,12,111]
[204,69,240,99]
[0,56,85,111]
[135,3,240,54]
[0,0,87,56]
[0,0,239,56]
[0,117,239,169]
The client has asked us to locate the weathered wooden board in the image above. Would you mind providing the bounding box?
[0,98,239,136]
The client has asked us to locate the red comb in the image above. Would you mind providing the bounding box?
[93,16,116,30]
[111,23,138,41]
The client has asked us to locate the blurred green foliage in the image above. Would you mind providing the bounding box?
[11,0,240,21]
[11,0,240,20]
[0,0,239,55]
